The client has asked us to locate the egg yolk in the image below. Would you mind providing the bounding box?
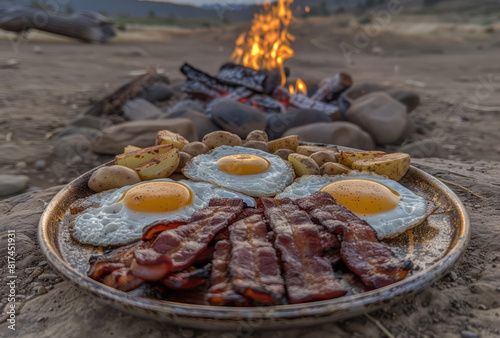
[118,182,193,213]
[217,154,271,176]
[320,179,401,215]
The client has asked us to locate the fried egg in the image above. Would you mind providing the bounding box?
[70,179,256,247]
[183,146,294,197]
[276,172,428,239]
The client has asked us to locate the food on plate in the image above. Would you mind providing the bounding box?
[273,148,294,160]
[242,140,271,153]
[183,146,294,197]
[155,130,189,150]
[69,179,256,247]
[351,152,411,181]
[310,150,338,167]
[88,165,141,193]
[245,130,268,143]
[288,153,320,176]
[202,131,243,149]
[176,152,193,172]
[161,263,212,290]
[182,142,210,157]
[320,162,351,176]
[296,145,338,156]
[115,144,174,170]
[124,145,141,153]
[267,135,299,153]
[336,151,387,168]
[134,148,180,180]
[276,172,427,239]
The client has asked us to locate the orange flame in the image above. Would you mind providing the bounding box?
[231,0,295,86]
[289,78,307,95]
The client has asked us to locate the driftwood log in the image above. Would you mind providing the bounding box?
[0,5,115,43]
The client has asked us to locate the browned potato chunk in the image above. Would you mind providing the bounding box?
[273,149,294,160]
[115,144,174,170]
[288,153,320,176]
[320,162,351,176]
[351,152,410,181]
[175,152,193,172]
[135,148,180,180]
[243,141,271,153]
[268,135,299,153]
[246,130,269,143]
[296,145,338,156]
[182,142,210,157]
[336,151,386,168]
[310,151,338,167]
[88,165,141,192]
[202,131,242,149]
[155,130,189,150]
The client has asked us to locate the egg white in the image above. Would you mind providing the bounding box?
[276,172,428,239]
[70,179,256,247]
[183,146,295,198]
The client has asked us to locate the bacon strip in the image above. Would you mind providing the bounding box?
[295,192,409,289]
[229,212,286,305]
[131,198,244,281]
[161,263,212,290]
[206,240,248,306]
[142,220,187,241]
[317,227,342,266]
[258,197,346,304]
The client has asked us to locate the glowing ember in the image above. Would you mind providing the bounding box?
[231,0,295,86]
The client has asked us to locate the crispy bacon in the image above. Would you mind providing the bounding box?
[318,227,342,266]
[161,264,212,290]
[142,220,187,241]
[295,192,409,289]
[103,267,145,292]
[131,198,244,281]
[207,240,248,306]
[258,197,347,304]
[229,212,286,305]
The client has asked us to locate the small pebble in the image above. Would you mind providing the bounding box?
[34,160,46,170]
[37,316,47,322]
[449,271,458,281]
[29,267,44,280]
[478,304,487,310]
[496,287,500,292]
[474,205,481,208]
[38,261,47,266]
[37,273,59,280]
[461,330,479,338]
[37,286,48,296]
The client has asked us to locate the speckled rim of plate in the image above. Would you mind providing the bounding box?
[38,145,470,330]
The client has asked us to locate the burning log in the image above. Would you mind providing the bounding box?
[289,93,342,119]
[311,73,353,103]
[247,95,286,114]
[180,63,234,94]
[205,87,253,114]
[217,63,269,93]
[182,81,223,101]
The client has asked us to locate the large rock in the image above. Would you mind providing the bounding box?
[211,101,267,139]
[345,92,408,145]
[266,109,332,140]
[53,134,94,163]
[54,126,100,141]
[123,98,163,121]
[161,108,220,141]
[0,174,30,197]
[168,99,206,113]
[386,88,420,113]
[92,119,197,155]
[283,122,375,150]
[138,82,173,104]
[342,82,390,101]
[398,139,449,158]
[69,116,112,130]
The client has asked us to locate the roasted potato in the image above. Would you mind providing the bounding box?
[351,152,410,181]
[124,145,141,154]
[268,135,299,153]
[310,151,338,167]
[202,131,242,149]
[175,152,193,172]
[246,130,269,143]
[115,144,174,170]
[288,153,320,176]
[182,142,210,157]
[155,130,189,150]
[320,162,351,176]
[88,165,141,192]
[273,148,294,160]
[243,141,271,153]
[296,145,338,157]
[135,148,180,180]
[336,151,386,168]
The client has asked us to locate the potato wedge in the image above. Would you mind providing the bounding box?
[155,130,189,150]
[175,152,193,173]
[351,152,410,181]
[88,165,141,192]
[135,148,180,180]
[115,144,174,170]
[202,131,242,149]
[124,145,141,154]
[273,148,294,160]
[246,130,269,143]
[182,142,210,157]
[288,153,320,176]
[336,151,386,168]
[320,162,351,176]
[310,151,338,167]
[243,141,271,153]
[296,145,338,157]
[268,135,299,153]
